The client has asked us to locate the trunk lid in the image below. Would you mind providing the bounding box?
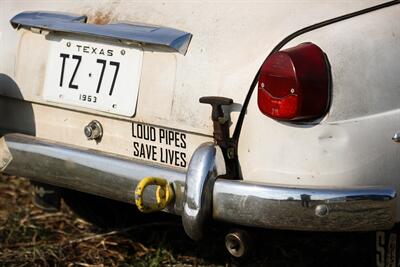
[0,1,382,135]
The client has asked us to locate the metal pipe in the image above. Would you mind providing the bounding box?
[225,229,251,258]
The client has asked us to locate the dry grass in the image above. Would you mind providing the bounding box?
[0,175,226,267]
[0,175,379,267]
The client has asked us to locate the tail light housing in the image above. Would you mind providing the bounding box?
[257,43,330,121]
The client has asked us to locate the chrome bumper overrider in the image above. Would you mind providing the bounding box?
[1,134,396,238]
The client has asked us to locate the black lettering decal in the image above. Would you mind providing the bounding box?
[160,129,166,144]
[68,55,81,89]
[174,150,180,167]
[164,148,169,163]
[109,61,120,96]
[174,132,180,148]
[167,149,174,164]
[180,133,187,149]
[159,129,165,144]
[96,59,106,93]
[133,141,139,156]
[180,152,187,168]
[133,125,187,167]
[145,144,152,160]
[91,47,97,54]
[150,127,156,142]
[132,123,137,137]
[168,131,174,145]
[151,145,157,161]
[160,147,165,163]
[83,46,90,53]
[59,53,69,87]
[143,125,149,141]
[142,144,156,161]
[139,143,145,158]
[76,45,82,52]
[99,49,105,55]
[137,124,143,139]
[107,49,113,56]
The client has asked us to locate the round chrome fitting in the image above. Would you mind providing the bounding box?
[315,204,329,217]
[392,132,400,143]
[225,230,250,258]
[84,120,103,141]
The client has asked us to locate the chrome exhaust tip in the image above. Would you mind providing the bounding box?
[225,229,251,258]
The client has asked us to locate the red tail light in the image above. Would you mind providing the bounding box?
[257,43,330,121]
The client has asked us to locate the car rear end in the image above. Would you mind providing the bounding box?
[0,0,399,251]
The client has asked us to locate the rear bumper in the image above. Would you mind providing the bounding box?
[2,133,396,235]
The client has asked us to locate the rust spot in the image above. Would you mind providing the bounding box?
[88,11,114,25]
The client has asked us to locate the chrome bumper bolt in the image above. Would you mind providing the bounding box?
[315,204,329,217]
[84,120,103,141]
[392,132,400,143]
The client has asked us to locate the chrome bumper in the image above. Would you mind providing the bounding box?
[2,134,396,237]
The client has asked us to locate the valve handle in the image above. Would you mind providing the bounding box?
[199,96,239,179]
[134,177,174,213]
[200,96,233,121]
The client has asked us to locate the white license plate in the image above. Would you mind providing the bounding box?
[43,35,143,116]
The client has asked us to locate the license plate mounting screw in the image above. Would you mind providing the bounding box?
[84,120,103,141]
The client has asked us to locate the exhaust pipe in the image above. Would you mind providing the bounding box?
[225,229,252,258]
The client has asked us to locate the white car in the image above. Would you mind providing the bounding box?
[0,0,399,263]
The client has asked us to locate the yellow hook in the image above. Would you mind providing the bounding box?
[134,177,174,213]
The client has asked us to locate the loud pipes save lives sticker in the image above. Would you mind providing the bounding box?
[132,122,188,168]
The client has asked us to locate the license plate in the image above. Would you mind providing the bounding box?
[42,35,143,116]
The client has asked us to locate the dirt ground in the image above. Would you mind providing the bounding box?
[0,175,379,267]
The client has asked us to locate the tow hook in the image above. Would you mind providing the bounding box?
[134,177,174,213]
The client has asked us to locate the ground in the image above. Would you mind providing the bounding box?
[0,175,379,267]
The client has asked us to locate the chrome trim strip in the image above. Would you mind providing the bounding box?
[182,143,225,240]
[213,180,397,231]
[2,133,397,232]
[10,11,192,55]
